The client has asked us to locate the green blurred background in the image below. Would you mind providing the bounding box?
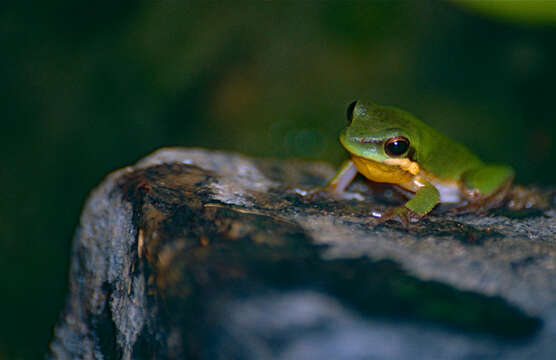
[1,1,555,358]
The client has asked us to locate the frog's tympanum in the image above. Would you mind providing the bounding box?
[320,100,518,224]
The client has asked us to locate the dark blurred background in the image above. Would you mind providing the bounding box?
[1,1,555,358]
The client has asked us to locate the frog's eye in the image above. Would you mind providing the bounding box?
[385,136,410,157]
[346,100,357,124]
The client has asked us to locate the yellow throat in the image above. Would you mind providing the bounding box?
[350,155,417,185]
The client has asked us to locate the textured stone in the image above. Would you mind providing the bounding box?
[49,148,556,359]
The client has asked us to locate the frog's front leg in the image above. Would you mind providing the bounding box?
[296,160,363,200]
[325,159,359,195]
[377,180,440,226]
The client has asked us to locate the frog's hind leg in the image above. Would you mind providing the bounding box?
[449,165,514,214]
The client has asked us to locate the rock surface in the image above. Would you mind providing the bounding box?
[49,148,556,359]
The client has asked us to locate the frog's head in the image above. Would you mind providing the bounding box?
[339,100,417,163]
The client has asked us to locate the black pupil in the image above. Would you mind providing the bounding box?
[386,139,408,156]
[346,100,357,123]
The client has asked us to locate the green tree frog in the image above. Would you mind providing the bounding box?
[320,100,516,223]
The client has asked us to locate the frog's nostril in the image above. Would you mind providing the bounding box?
[346,100,357,124]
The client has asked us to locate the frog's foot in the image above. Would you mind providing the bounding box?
[506,185,548,211]
[293,187,364,201]
[447,178,511,215]
[445,193,508,215]
[372,206,422,227]
[294,159,363,201]
[445,200,490,216]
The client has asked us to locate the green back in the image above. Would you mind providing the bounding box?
[406,108,484,180]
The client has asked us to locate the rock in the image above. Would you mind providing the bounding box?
[48,148,556,360]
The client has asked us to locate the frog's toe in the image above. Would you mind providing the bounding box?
[372,206,422,227]
[336,191,365,201]
[292,187,325,201]
[506,185,548,211]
